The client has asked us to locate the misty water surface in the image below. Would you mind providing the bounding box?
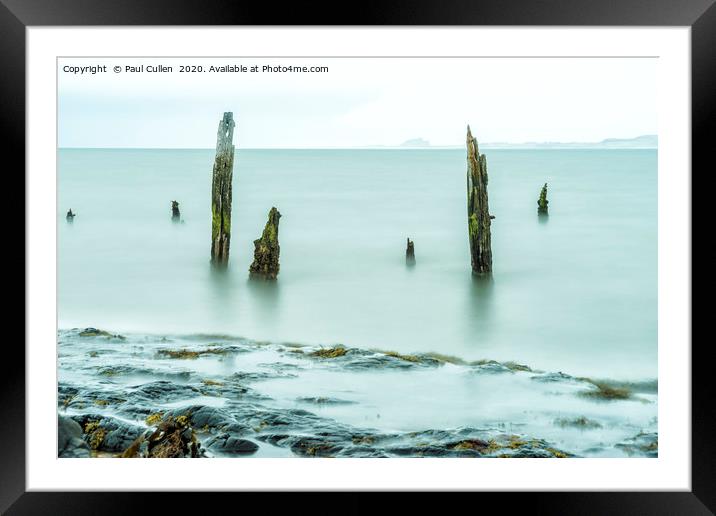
[58,148,657,380]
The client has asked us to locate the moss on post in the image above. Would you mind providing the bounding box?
[466,125,493,274]
[249,207,281,279]
[537,183,549,214]
[210,112,236,265]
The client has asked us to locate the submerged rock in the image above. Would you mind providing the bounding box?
[615,432,657,457]
[249,207,281,279]
[530,371,583,384]
[58,416,91,458]
[554,416,602,429]
[296,396,357,406]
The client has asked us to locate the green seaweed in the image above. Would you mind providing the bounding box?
[579,381,632,401]
[145,412,164,426]
[309,346,348,359]
[554,416,602,429]
[384,351,421,363]
[83,420,105,450]
[422,352,468,365]
[157,348,230,360]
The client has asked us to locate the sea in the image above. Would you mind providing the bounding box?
[58,148,657,381]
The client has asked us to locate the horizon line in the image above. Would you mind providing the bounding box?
[57,145,658,150]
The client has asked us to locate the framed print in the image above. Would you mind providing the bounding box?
[4,0,711,513]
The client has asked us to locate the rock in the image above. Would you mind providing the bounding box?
[471,360,514,375]
[406,238,415,265]
[205,434,259,456]
[70,414,145,453]
[296,396,358,406]
[554,416,602,429]
[466,125,493,274]
[129,381,202,404]
[210,112,236,265]
[538,183,549,214]
[530,371,580,383]
[249,207,281,279]
[165,405,238,431]
[58,416,91,458]
[135,415,204,458]
[78,327,124,339]
[615,432,657,457]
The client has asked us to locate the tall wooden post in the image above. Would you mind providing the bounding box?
[466,125,493,274]
[210,112,235,265]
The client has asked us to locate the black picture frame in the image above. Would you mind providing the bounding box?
[4,0,709,513]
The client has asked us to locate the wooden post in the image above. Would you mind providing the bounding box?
[66,209,75,223]
[171,200,181,222]
[210,112,236,265]
[406,238,415,265]
[537,183,549,215]
[249,207,281,279]
[466,125,493,274]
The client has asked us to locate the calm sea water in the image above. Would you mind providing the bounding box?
[58,148,657,380]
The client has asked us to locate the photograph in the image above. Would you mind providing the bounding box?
[56,56,659,460]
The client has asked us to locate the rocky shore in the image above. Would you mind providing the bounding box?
[58,328,657,458]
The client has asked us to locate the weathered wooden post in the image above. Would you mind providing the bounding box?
[210,112,236,265]
[66,209,75,223]
[171,200,181,222]
[249,207,281,279]
[406,238,415,265]
[466,125,493,274]
[537,183,549,215]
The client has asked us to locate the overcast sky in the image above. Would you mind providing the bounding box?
[58,57,657,148]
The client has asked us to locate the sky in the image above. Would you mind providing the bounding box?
[58,57,657,148]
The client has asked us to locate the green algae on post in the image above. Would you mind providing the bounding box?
[249,207,281,279]
[538,183,549,215]
[210,112,236,266]
[466,125,493,274]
